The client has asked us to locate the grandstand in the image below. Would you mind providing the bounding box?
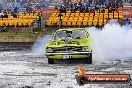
[0,0,131,28]
[46,0,127,27]
[46,10,124,27]
[0,12,38,27]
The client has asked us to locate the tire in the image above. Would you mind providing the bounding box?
[48,58,54,64]
[79,77,87,85]
[87,53,92,64]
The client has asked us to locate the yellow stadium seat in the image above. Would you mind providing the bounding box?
[119,14,124,19]
[62,13,65,15]
[94,16,98,20]
[104,19,107,25]
[83,20,88,26]
[67,20,72,26]
[80,13,84,15]
[70,14,74,17]
[75,12,79,15]
[88,20,92,26]
[93,20,98,26]
[105,9,108,13]
[89,16,93,20]
[84,17,89,20]
[72,20,77,26]
[90,13,94,16]
[51,15,55,17]
[79,17,83,20]
[9,20,14,26]
[30,13,34,16]
[98,22,103,26]
[66,13,70,15]
[85,14,89,17]
[80,14,84,17]
[52,20,58,26]
[49,17,54,20]
[27,20,32,25]
[64,17,69,20]
[75,13,79,15]
[27,20,33,27]
[18,20,23,26]
[62,20,67,26]
[74,17,78,20]
[118,11,123,13]
[76,11,80,13]
[4,20,9,26]
[109,13,113,18]
[52,13,56,15]
[104,15,108,18]
[69,17,74,20]
[85,13,89,15]
[100,13,104,15]
[98,20,103,26]
[77,20,82,26]
[114,12,119,18]
[13,20,18,27]
[3,18,7,20]
[66,14,70,17]
[99,14,103,19]
[23,20,28,26]
[71,13,75,15]
[0,21,4,26]
[75,14,79,17]
[19,15,23,18]
[95,13,99,16]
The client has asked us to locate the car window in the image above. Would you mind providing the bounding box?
[53,30,88,40]
[72,30,87,38]
[54,31,66,40]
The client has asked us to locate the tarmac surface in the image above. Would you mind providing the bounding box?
[0,43,132,88]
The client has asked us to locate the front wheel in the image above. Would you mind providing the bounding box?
[48,58,54,64]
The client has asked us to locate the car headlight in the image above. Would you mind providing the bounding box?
[47,48,53,53]
[82,46,88,51]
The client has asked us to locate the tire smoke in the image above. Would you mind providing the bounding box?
[87,23,132,63]
[32,35,52,55]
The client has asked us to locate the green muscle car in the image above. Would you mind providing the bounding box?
[45,28,92,64]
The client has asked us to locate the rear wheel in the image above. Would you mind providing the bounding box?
[48,58,54,64]
[87,53,92,64]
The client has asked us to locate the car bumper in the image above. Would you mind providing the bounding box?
[45,52,91,59]
[45,52,91,55]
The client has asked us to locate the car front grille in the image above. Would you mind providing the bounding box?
[52,46,83,53]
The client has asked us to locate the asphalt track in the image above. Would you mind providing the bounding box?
[0,43,131,88]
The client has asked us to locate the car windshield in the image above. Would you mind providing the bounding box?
[53,30,88,40]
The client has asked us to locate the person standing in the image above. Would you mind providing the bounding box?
[58,11,63,28]
[37,12,42,27]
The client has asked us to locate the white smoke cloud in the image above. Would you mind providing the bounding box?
[87,23,132,63]
[32,35,52,55]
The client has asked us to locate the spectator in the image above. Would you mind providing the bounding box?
[125,18,131,25]
[37,12,42,27]
[0,11,4,18]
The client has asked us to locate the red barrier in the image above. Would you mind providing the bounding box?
[118,8,132,18]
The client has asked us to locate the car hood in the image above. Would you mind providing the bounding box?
[46,38,90,48]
